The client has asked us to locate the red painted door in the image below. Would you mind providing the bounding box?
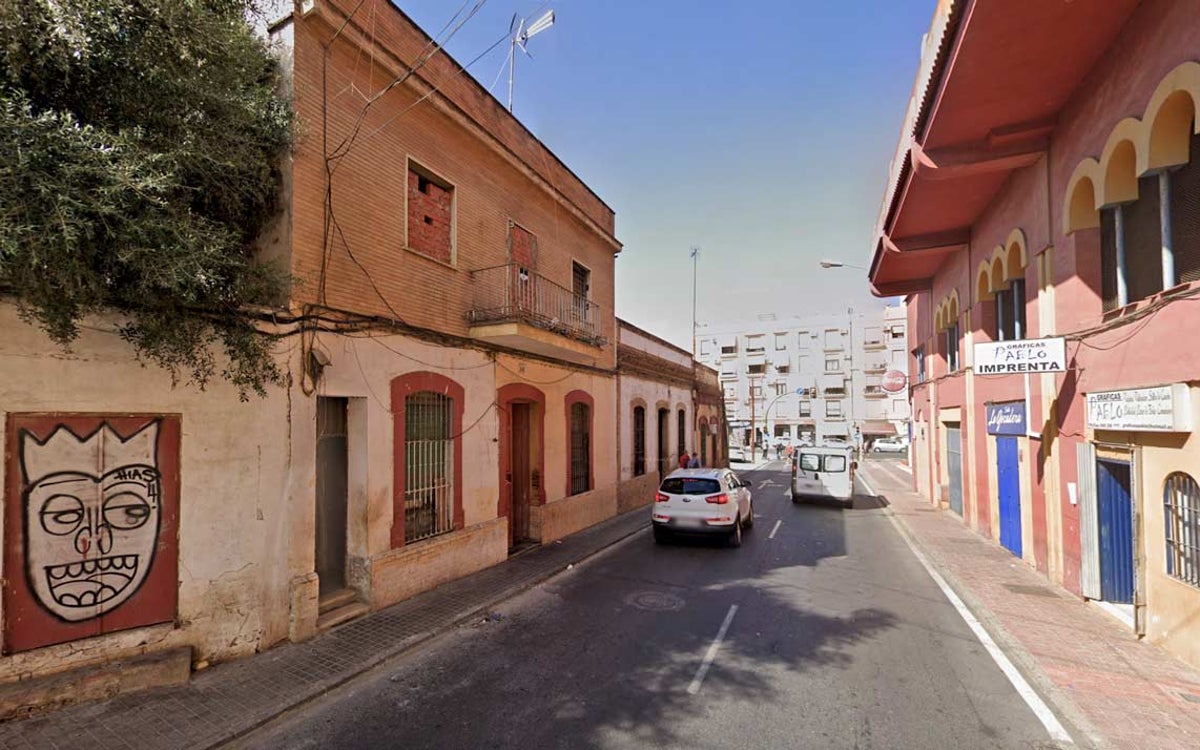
[4,414,180,654]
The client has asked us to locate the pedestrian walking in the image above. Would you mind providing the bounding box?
[678,451,689,469]
[687,451,701,468]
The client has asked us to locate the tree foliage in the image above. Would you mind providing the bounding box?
[0,0,292,397]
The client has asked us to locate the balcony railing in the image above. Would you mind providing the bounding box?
[864,385,888,398]
[468,264,605,346]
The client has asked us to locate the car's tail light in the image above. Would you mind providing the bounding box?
[705,493,729,504]
[655,492,670,503]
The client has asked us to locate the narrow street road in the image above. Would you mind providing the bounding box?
[231,460,1067,750]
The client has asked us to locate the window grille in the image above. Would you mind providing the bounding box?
[1164,471,1200,588]
[570,402,591,495]
[633,406,646,477]
[404,391,454,543]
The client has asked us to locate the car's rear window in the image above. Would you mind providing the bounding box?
[660,478,721,495]
[798,453,848,472]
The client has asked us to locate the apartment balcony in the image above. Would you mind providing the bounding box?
[864,385,888,398]
[467,264,606,363]
[863,337,887,351]
[863,361,888,374]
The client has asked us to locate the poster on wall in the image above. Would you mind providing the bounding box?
[3,415,180,654]
[986,402,1027,435]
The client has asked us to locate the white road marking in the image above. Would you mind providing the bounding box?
[881,500,1074,744]
[895,461,912,475]
[768,520,781,539]
[687,604,739,695]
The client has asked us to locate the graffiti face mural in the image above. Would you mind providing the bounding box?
[22,422,162,621]
[4,415,179,654]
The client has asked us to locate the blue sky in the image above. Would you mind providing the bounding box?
[394,0,934,348]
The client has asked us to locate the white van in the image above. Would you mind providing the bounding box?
[791,445,857,507]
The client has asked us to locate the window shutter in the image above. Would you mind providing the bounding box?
[1170,130,1200,284]
[1125,175,1163,302]
[1100,208,1119,312]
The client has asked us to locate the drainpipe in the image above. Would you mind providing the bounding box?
[1160,171,1176,291]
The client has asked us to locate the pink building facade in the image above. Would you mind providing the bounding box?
[871,0,1200,670]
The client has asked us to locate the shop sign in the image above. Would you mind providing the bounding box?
[880,369,908,393]
[1086,384,1192,432]
[985,402,1027,435]
[974,337,1066,374]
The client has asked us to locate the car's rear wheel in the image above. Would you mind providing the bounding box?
[653,526,670,545]
[727,515,743,548]
[744,499,755,528]
[791,489,803,504]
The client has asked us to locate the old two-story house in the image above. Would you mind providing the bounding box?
[871,0,1200,670]
[278,0,623,634]
[0,0,633,715]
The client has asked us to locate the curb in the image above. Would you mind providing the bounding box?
[214,515,650,749]
[867,472,1108,749]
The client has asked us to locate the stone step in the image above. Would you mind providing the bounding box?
[316,601,370,632]
[317,588,359,615]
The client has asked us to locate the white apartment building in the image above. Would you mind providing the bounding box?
[696,306,910,450]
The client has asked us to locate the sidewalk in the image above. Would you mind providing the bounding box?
[860,458,1200,750]
[0,507,650,750]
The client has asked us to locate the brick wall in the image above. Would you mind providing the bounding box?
[288,2,618,369]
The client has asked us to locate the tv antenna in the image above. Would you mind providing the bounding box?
[507,9,555,112]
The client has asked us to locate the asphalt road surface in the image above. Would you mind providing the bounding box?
[230,460,1065,750]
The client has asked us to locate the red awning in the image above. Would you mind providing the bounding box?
[861,420,899,437]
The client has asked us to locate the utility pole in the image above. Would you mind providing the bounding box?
[690,247,699,358]
[749,379,757,464]
[847,306,860,458]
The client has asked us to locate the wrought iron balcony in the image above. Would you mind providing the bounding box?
[468,264,606,347]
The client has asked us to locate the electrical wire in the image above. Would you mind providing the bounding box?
[361,331,496,371]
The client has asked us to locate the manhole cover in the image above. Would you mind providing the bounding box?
[625,590,685,612]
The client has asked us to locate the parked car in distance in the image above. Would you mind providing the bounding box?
[652,469,755,547]
[791,445,857,508]
[728,445,748,462]
[873,437,907,453]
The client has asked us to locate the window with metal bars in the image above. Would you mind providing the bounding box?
[570,402,591,495]
[404,391,454,544]
[1164,471,1200,589]
[633,406,646,477]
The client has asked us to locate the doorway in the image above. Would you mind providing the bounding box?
[946,423,963,515]
[316,397,349,597]
[1097,460,1134,604]
[509,402,534,549]
[997,437,1022,557]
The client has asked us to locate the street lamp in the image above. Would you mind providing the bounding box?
[819,259,867,270]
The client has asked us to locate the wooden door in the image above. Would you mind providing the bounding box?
[511,403,532,546]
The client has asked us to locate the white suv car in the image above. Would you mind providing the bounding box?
[651,469,755,547]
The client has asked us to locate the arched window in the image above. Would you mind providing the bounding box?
[1164,472,1200,588]
[391,372,464,548]
[567,391,593,495]
[633,405,646,477]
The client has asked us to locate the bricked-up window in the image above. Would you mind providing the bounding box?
[633,406,646,476]
[407,162,454,264]
[509,222,537,269]
[1164,472,1200,588]
[568,398,592,496]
